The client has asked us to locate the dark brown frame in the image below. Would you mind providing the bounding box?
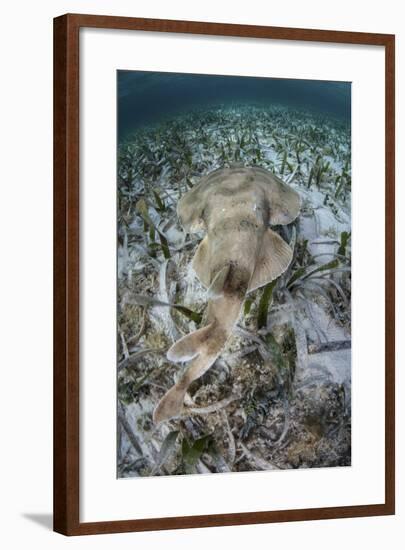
[53,13,395,536]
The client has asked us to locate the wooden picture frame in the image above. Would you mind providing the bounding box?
[53,13,395,535]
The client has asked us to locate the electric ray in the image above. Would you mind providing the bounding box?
[153,165,301,423]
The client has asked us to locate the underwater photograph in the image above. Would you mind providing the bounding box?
[117,70,351,478]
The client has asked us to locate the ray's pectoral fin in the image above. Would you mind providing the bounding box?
[192,236,210,287]
[248,228,293,292]
[254,168,301,225]
[177,179,208,233]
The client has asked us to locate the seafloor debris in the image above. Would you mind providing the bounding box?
[117,104,351,477]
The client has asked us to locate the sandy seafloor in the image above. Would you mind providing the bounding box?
[116,104,351,477]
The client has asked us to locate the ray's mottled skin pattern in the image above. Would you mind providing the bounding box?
[197,168,269,296]
[153,166,300,423]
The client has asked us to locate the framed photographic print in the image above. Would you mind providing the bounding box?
[53,14,395,535]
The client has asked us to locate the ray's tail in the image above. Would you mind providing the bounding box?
[153,296,242,423]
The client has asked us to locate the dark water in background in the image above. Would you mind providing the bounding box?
[118,70,351,143]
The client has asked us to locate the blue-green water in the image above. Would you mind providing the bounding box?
[118,70,350,142]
